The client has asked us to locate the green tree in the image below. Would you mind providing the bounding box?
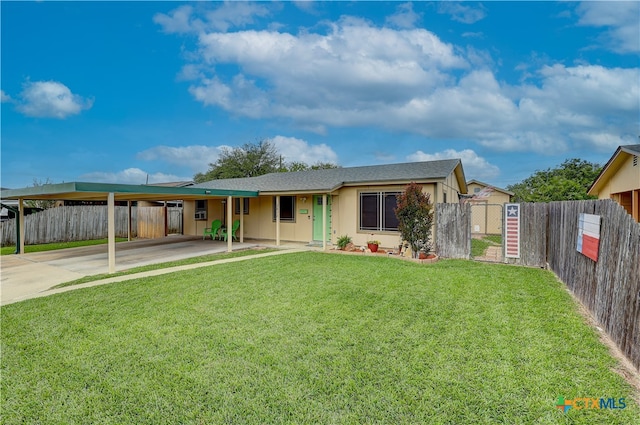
[506,158,602,202]
[194,140,340,182]
[279,161,340,173]
[194,140,280,183]
[282,161,309,172]
[395,182,434,258]
[310,162,340,170]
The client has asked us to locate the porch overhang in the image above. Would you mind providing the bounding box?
[0,182,259,273]
[0,182,258,202]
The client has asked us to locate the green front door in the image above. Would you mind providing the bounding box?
[312,195,331,241]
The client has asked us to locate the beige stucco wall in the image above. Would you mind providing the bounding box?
[469,201,504,235]
[332,183,438,249]
[595,155,640,199]
[184,198,222,237]
[183,178,460,248]
[184,195,314,242]
[467,182,512,205]
[441,171,463,204]
[467,182,512,235]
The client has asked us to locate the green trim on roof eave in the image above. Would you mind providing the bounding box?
[0,182,258,200]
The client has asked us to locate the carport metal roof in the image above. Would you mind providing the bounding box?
[1,182,259,274]
[0,182,258,201]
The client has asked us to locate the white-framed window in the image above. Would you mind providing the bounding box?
[234,198,249,215]
[273,196,296,222]
[195,200,207,220]
[359,192,400,231]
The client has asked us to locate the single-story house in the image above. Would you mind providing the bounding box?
[186,159,467,249]
[588,144,640,222]
[0,159,466,272]
[465,180,513,235]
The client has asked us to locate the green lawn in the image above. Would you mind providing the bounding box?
[2,252,637,424]
[471,235,502,257]
[52,247,279,289]
[0,238,128,255]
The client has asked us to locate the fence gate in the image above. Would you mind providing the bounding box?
[469,203,504,262]
[167,207,183,235]
[137,207,165,239]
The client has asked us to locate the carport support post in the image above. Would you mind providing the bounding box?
[322,194,327,251]
[108,192,116,273]
[275,195,281,246]
[18,198,25,254]
[239,197,244,243]
[227,195,232,252]
[127,201,132,241]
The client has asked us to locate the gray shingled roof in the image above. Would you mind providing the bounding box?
[621,144,640,155]
[193,159,462,193]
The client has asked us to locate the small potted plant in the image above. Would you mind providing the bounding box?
[336,235,352,250]
[367,239,380,253]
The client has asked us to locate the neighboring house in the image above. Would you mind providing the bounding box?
[186,160,467,248]
[465,180,514,235]
[588,144,640,222]
[1,189,43,221]
[0,198,18,221]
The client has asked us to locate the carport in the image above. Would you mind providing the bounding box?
[0,182,258,273]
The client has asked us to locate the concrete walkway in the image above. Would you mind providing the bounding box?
[474,245,504,262]
[2,249,303,306]
[1,236,312,306]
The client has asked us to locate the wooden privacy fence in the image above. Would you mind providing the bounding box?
[435,200,640,370]
[546,200,640,371]
[435,203,470,259]
[0,205,183,246]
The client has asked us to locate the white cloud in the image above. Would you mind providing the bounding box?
[137,145,228,173]
[462,32,484,39]
[437,2,486,24]
[187,17,467,125]
[154,2,271,34]
[16,81,93,119]
[292,1,316,13]
[160,6,639,156]
[407,149,500,181]
[135,138,337,174]
[568,131,637,152]
[271,135,338,164]
[386,2,421,29]
[576,2,639,54]
[154,5,197,34]
[1,90,11,103]
[80,168,189,185]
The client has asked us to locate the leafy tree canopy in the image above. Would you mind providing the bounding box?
[506,158,602,202]
[194,140,280,182]
[282,161,340,173]
[194,140,339,183]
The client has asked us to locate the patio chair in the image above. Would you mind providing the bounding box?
[220,219,240,241]
[203,219,222,240]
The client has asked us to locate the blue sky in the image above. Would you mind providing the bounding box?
[2,1,639,190]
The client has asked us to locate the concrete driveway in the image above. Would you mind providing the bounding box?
[0,235,260,305]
